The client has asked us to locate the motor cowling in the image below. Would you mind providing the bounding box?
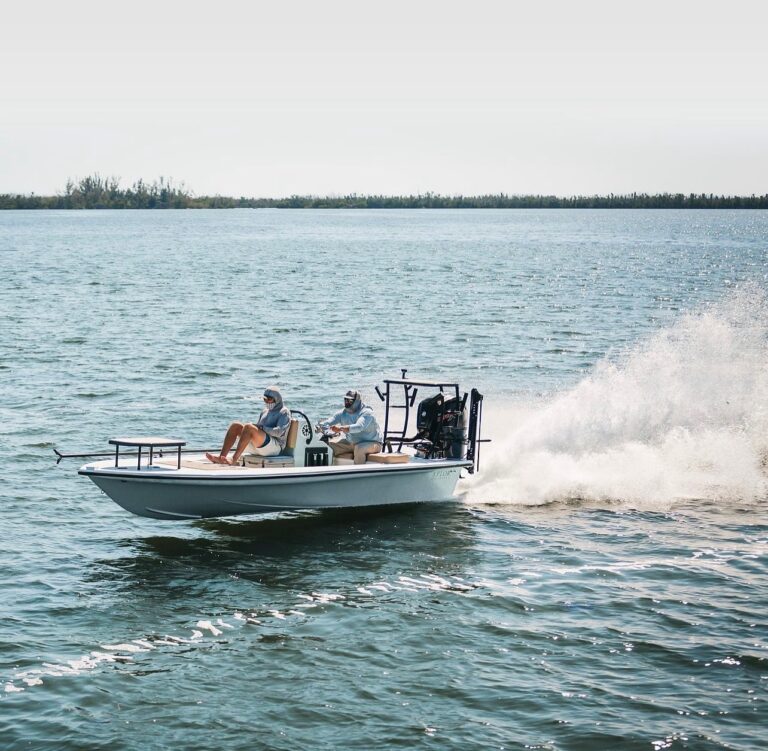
[415,393,467,459]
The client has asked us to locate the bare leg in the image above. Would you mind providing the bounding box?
[231,423,267,465]
[206,422,244,464]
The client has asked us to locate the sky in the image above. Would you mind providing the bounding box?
[1,0,766,197]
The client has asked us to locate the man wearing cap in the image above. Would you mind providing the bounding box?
[318,390,383,464]
[206,386,291,465]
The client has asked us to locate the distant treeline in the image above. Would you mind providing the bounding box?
[2,175,767,209]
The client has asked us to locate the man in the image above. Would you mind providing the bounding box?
[206,386,291,465]
[319,390,383,464]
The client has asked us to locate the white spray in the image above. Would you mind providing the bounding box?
[466,287,768,508]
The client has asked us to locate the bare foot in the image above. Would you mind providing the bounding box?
[206,453,228,465]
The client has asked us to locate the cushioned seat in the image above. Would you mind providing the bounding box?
[243,419,298,468]
[365,452,410,464]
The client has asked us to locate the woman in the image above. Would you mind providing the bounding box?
[206,386,291,465]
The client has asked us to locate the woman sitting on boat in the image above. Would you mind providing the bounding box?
[206,386,291,465]
[319,390,383,464]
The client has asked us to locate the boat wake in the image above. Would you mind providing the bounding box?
[465,287,768,509]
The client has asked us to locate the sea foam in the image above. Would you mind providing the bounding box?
[466,287,768,508]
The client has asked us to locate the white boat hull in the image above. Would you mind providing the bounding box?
[79,457,470,520]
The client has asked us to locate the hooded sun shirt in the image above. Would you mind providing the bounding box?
[319,390,383,445]
[256,386,291,450]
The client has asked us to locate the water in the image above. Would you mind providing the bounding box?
[0,209,766,750]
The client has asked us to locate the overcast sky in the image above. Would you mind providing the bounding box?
[1,0,766,197]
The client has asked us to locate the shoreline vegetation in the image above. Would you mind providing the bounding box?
[2,176,767,210]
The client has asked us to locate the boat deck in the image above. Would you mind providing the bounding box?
[79,454,472,481]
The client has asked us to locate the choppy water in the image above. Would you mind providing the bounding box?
[0,209,766,750]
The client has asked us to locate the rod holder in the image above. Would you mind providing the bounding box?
[305,446,329,466]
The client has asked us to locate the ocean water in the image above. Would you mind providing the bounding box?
[0,209,766,750]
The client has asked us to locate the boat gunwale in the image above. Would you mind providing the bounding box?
[78,459,472,483]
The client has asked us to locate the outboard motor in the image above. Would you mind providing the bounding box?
[415,393,467,459]
[378,372,487,473]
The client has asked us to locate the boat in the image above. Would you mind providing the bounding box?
[67,372,487,520]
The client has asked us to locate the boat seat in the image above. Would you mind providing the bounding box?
[366,452,410,464]
[331,453,410,466]
[243,419,298,468]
